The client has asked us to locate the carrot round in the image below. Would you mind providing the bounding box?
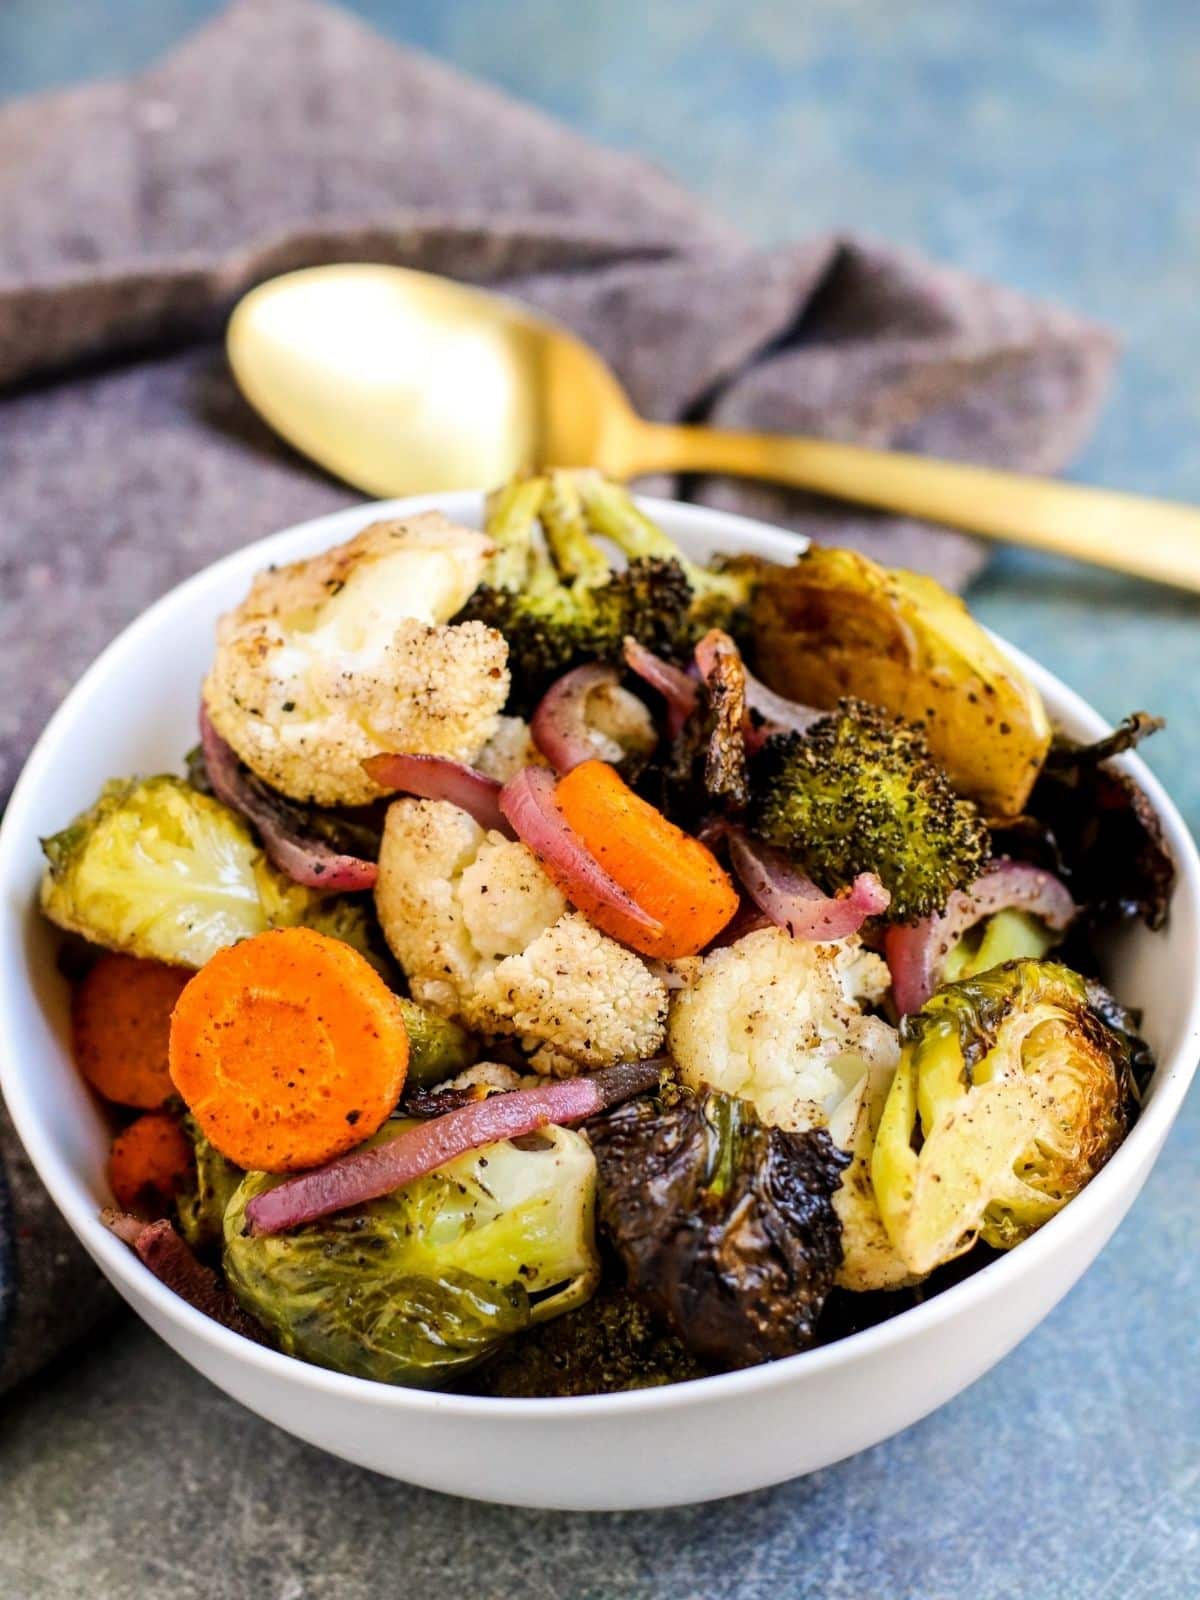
[107,1112,194,1215]
[553,760,739,958]
[168,926,409,1173]
[72,953,191,1109]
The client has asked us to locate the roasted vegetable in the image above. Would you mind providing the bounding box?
[176,1118,244,1254]
[474,1288,706,1397]
[751,699,989,920]
[993,713,1174,930]
[204,512,507,805]
[667,925,898,1132]
[576,475,755,642]
[872,960,1138,1275]
[589,1090,848,1369]
[827,1064,915,1294]
[749,545,1051,815]
[223,1122,599,1387]
[462,474,694,711]
[40,776,295,968]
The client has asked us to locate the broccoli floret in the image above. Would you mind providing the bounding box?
[751,698,988,920]
[460,472,755,712]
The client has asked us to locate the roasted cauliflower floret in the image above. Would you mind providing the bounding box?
[471,913,669,1074]
[667,926,899,1132]
[375,799,668,1069]
[473,716,545,782]
[204,514,509,806]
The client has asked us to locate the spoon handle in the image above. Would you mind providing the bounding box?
[625,422,1200,593]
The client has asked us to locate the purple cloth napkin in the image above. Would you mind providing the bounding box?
[0,0,1117,1391]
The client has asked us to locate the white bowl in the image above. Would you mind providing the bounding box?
[2,494,1198,1511]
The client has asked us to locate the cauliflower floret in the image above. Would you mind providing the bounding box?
[471,912,668,1074]
[667,926,899,1132]
[438,1061,530,1095]
[473,716,545,782]
[375,799,667,1069]
[204,513,509,805]
[375,798,565,1015]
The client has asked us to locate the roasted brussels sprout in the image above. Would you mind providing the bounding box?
[176,1118,244,1255]
[589,1090,848,1369]
[872,960,1137,1276]
[223,1123,599,1387]
[40,776,297,968]
[827,1065,915,1294]
[942,908,1058,984]
[473,1287,707,1397]
[749,545,1051,816]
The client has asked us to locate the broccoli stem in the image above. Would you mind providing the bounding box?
[577,476,744,610]
[483,475,549,591]
[542,471,612,586]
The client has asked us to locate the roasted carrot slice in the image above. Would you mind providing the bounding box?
[168,927,408,1173]
[72,953,191,1109]
[107,1112,194,1215]
[553,760,738,958]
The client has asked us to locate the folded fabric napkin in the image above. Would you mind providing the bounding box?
[0,0,1117,1391]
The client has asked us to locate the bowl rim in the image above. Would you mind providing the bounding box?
[3,490,1199,1421]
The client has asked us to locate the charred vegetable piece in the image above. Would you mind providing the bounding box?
[872,960,1139,1276]
[474,1288,706,1397]
[751,699,989,920]
[993,713,1174,930]
[223,1123,599,1387]
[749,545,1051,815]
[589,1090,848,1369]
[694,629,750,808]
[104,1212,271,1344]
[40,776,298,968]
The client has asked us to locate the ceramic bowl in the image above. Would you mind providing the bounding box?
[2,494,1197,1510]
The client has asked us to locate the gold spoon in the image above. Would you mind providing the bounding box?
[227,263,1200,593]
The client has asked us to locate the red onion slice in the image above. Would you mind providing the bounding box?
[742,668,824,751]
[728,829,890,941]
[499,766,663,938]
[200,707,378,891]
[362,752,512,837]
[622,637,699,738]
[531,663,622,773]
[885,859,1076,1016]
[245,1061,661,1235]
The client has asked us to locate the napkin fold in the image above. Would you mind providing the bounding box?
[0,0,1117,1391]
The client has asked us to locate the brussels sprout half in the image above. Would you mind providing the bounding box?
[871,959,1138,1276]
[40,776,288,969]
[223,1123,599,1387]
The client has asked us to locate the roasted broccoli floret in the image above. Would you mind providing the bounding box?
[751,698,988,921]
[460,472,753,711]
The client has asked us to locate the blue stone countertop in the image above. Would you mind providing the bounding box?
[1,4,1197,1597]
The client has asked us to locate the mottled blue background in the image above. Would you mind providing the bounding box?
[1,5,1196,1598]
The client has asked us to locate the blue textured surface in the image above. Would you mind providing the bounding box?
[1,5,1197,1597]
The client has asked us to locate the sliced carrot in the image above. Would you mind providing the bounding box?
[168,926,409,1173]
[72,953,191,1109]
[553,760,739,958]
[107,1112,194,1215]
